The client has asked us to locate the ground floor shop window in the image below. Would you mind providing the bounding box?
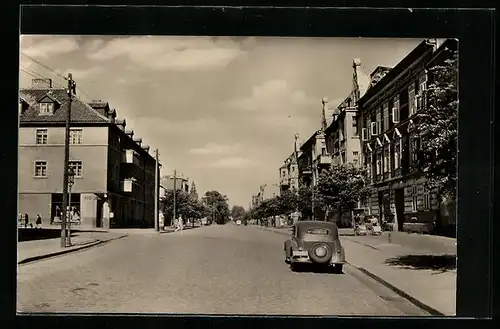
[411,186,418,212]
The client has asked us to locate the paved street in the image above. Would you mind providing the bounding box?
[18,224,430,316]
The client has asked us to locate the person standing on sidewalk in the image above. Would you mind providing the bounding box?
[24,213,29,228]
[36,214,42,229]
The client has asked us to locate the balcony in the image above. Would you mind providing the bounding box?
[122,149,140,166]
[121,178,139,193]
[316,154,331,165]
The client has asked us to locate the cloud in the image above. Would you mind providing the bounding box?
[66,66,103,80]
[209,157,252,169]
[225,79,317,113]
[86,36,247,71]
[21,37,80,58]
[189,143,238,155]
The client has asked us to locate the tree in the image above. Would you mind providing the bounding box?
[276,190,298,216]
[231,205,246,222]
[161,188,205,226]
[202,190,231,224]
[315,164,370,222]
[297,185,313,220]
[416,49,458,201]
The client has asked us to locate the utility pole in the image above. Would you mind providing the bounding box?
[173,169,177,225]
[61,73,75,248]
[154,149,159,232]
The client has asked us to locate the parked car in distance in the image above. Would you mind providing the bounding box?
[284,221,345,273]
[354,224,368,236]
[236,219,242,225]
[371,222,382,235]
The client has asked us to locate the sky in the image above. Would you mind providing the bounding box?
[19,35,422,209]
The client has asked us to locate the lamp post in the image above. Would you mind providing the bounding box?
[66,168,75,246]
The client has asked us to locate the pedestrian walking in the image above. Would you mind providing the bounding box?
[24,213,29,228]
[36,214,42,229]
[18,213,22,227]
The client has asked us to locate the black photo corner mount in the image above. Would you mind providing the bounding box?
[3,3,496,329]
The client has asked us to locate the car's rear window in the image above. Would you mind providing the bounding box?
[307,228,330,235]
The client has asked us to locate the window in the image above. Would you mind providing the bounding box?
[394,139,402,169]
[39,103,54,115]
[383,103,389,132]
[34,161,47,177]
[408,84,416,117]
[376,152,382,175]
[376,108,382,135]
[36,129,48,144]
[321,147,327,156]
[70,129,83,144]
[411,186,418,212]
[361,128,368,141]
[392,96,400,123]
[366,151,372,180]
[410,135,420,164]
[423,186,431,210]
[353,151,359,167]
[307,228,330,235]
[383,146,390,173]
[370,122,378,136]
[69,161,83,177]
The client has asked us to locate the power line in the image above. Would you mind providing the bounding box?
[20,67,66,89]
[21,52,68,81]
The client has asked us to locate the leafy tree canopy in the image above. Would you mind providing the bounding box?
[416,49,458,201]
[315,164,370,212]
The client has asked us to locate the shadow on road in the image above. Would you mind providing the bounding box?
[384,254,456,273]
[291,264,345,275]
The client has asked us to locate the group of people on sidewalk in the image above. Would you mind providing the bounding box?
[18,213,42,229]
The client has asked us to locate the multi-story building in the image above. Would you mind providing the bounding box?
[357,38,457,233]
[279,150,299,194]
[18,78,159,229]
[324,59,371,168]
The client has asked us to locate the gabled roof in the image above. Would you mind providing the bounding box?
[36,92,61,104]
[19,88,111,124]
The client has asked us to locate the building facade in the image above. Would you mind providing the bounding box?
[357,38,457,233]
[279,151,299,194]
[19,79,159,229]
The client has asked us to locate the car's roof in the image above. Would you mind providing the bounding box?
[294,221,338,229]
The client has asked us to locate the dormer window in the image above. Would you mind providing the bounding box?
[39,103,54,115]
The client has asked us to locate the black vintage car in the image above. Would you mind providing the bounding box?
[284,221,346,273]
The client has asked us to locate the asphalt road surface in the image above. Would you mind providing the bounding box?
[17,224,430,316]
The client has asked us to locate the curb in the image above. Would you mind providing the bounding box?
[348,263,446,316]
[18,234,128,265]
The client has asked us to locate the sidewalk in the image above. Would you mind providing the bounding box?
[342,233,456,316]
[17,231,128,265]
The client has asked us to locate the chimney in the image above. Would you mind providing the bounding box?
[107,108,116,123]
[142,144,150,152]
[32,78,52,89]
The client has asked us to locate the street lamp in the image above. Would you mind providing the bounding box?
[67,168,75,246]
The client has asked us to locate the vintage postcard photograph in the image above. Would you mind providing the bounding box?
[17,35,458,316]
